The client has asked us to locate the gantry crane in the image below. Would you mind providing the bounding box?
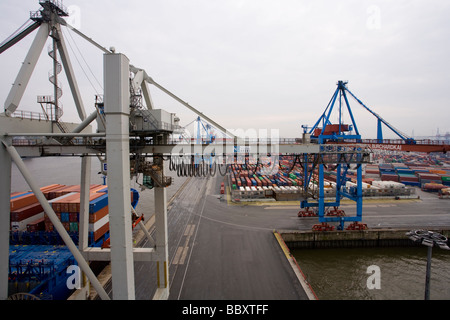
[307,81,450,153]
[300,80,449,230]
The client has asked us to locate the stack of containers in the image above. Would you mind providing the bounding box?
[395,166,420,186]
[365,164,380,178]
[44,185,139,244]
[416,172,442,184]
[46,186,107,238]
[10,184,67,232]
[392,163,408,169]
[416,171,446,192]
[324,171,337,182]
[429,169,450,186]
[379,163,399,182]
[11,184,140,246]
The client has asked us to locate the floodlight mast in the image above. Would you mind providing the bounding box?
[406,230,450,300]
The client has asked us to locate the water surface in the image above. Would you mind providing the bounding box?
[293,246,450,300]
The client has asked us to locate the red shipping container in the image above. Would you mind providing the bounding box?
[62,222,70,232]
[10,203,43,222]
[27,217,45,232]
[381,174,399,182]
[69,212,79,222]
[44,221,54,232]
[399,176,419,182]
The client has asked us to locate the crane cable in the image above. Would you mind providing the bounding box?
[61,27,103,96]
[0,18,34,48]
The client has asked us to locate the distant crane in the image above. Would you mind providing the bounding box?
[195,116,216,145]
[300,80,449,230]
[305,81,449,153]
[300,81,369,230]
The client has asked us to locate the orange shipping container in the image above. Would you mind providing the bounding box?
[89,205,109,223]
[92,222,109,241]
[430,169,446,175]
[50,192,80,212]
[67,192,106,213]
[10,184,64,211]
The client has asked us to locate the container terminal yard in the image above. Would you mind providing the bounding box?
[1,1,450,302]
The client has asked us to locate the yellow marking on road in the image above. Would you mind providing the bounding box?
[173,246,184,265]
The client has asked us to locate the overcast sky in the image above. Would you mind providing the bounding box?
[1,0,449,139]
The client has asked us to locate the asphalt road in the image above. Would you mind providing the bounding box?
[131,173,308,300]
[170,175,307,300]
[125,175,450,300]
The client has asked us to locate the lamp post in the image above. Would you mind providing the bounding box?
[406,229,450,300]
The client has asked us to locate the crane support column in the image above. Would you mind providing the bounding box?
[356,159,363,221]
[4,24,49,115]
[104,52,135,299]
[153,156,170,300]
[318,164,325,220]
[0,141,11,300]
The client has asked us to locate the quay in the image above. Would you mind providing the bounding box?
[278,227,450,249]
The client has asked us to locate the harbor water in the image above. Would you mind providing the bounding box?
[11,157,104,193]
[292,246,450,300]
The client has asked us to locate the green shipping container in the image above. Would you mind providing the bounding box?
[69,222,78,232]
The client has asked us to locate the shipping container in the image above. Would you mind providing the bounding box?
[381,174,399,182]
[26,217,45,232]
[10,202,43,222]
[10,184,64,211]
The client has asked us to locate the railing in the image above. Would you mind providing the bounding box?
[11,110,50,121]
[30,0,69,21]
[39,0,68,15]
[173,137,304,145]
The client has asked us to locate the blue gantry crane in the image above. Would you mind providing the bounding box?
[195,116,216,145]
[300,81,373,230]
[299,80,449,230]
[307,80,415,144]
